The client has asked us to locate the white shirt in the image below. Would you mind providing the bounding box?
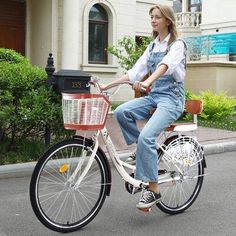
[128,34,186,83]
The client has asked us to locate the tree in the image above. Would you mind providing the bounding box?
[107,36,152,71]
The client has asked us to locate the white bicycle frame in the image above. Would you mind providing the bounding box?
[72,126,186,190]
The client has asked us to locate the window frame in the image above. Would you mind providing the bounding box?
[88,5,108,64]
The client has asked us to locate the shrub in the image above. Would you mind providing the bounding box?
[0,48,28,64]
[185,90,236,121]
[200,91,236,120]
[0,48,64,151]
[185,89,194,101]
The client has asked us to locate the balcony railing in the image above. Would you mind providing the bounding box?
[176,12,201,28]
[185,32,236,61]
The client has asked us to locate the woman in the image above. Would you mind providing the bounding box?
[101,4,187,210]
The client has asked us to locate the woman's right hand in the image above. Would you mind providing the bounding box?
[132,81,151,93]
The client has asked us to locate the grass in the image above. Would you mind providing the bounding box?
[198,119,236,131]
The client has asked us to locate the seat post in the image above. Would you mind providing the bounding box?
[193,114,198,124]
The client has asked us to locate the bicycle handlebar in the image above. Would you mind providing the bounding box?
[90,77,151,97]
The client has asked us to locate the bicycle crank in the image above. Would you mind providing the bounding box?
[125,170,167,194]
[125,173,142,194]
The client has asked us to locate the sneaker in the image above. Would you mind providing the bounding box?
[125,152,136,164]
[136,189,162,209]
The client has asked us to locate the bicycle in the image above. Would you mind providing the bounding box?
[29,77,207,233]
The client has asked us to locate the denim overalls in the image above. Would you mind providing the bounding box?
[115,40,186,183]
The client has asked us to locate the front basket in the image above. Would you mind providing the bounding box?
[62,93,111,130]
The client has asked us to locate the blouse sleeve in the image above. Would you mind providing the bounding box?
[127,46,150,83]
[157,40,186,75]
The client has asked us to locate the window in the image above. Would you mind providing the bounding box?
[89,4,108,64]
[188,0,202,25]
[188,0,202,12]
[173,0,182,13]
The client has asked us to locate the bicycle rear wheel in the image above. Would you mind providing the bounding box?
[30,138,110,233]
[157,135,205,215]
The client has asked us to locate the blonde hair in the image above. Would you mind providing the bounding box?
[149,4,178,45]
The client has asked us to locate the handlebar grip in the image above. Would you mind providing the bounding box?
[141,86,151,93]
[128,82,151,93]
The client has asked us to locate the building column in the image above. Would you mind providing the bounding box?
[51,0,58,68]
[61,0,80,69]
[182,0,188,12]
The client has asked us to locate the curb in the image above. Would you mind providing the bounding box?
[1,141,236,179]
[203,141,236,155]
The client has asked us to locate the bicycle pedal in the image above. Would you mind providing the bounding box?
[158,169,167,175]
[132,187,142,194]
[125,173,143,195]
[138,207,152,213]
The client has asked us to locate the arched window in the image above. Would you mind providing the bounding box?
[89,4,108,64]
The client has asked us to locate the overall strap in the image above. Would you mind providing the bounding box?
[166,39,187,69]
[166,38,187,52]
[148,41,155,53]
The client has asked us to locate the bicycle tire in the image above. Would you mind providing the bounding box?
[30,138,110,233]
[156,135,205,215]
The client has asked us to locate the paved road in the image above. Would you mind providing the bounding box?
[0,151,236,236]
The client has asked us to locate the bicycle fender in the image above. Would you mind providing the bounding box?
[201,146,207,168]
[158,135,207,169]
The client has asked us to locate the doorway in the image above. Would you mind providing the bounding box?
[0,0,26,55]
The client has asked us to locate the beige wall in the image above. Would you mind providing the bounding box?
[26,0,61,69]
[201,0,236,34]
[27,0,52,67]
[185,62,236,96]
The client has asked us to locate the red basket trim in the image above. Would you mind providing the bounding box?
[64,123,105,131]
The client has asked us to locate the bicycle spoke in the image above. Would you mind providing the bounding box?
[71,190,83,223]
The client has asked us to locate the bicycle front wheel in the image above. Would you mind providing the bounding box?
[157,136,205,215]
[30,138,110,233]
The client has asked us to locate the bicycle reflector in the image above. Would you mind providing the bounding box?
[59,164,69,173]
[62,93,111,130]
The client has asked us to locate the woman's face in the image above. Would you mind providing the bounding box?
[150,8,170,34]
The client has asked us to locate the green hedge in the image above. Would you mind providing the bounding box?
[185,90,236,130]
[186,90,236,121]
[0,48,65,153]
[0,48,28,64]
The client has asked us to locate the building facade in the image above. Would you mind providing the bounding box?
[0,0,236,99]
